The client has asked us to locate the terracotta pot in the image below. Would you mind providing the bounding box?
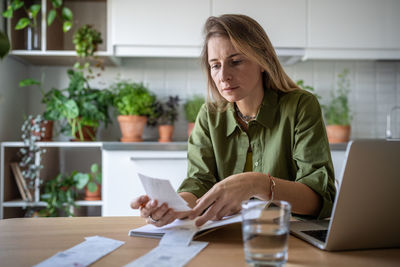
[84,184,101,201]
[72,125,97,141]
[187,122,195,137]
[117,115,147,142]
[158,125,174,143]
[326,125,351,143]
[32,120,53,141]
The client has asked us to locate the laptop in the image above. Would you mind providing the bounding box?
[290,139,400,251]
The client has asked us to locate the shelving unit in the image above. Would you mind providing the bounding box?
[0,142,102,219]
[6,0,120,66]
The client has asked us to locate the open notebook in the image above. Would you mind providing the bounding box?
[129,213,242,239]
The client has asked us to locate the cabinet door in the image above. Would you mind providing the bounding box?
[212,0,307,48]
[111,0,210,47]
[102,150,188,216]
[308,0,400,49]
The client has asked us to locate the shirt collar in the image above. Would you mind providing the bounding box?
[225,88,280,137]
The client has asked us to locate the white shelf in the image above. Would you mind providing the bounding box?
[1,142,103,148]
[2,199,103,208]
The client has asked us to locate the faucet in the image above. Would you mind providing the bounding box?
[386,106,400,139]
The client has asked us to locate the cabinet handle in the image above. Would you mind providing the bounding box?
[130,157,186,161]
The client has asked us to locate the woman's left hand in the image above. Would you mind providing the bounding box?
[189,173,262,227]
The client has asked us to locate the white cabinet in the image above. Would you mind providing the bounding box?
[306,0,400,59]
[102,150,187,216]
[212,0,307,48]
[111,0,210,57]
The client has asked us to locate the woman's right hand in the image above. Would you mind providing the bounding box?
[130,195,191,227]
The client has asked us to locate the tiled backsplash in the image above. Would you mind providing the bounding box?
[27,59,400,141]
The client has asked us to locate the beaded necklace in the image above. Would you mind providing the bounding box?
[234,104,256,125]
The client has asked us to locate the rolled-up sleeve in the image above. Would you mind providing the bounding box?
[292,93,336,219]
[177,104,218,198]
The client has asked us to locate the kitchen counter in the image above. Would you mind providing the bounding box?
[102,141,348,151]
[102,141,188,151]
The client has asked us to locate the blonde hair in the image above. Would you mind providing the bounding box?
[201,14,299,110]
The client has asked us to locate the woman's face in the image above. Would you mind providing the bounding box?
[207,36,264,103]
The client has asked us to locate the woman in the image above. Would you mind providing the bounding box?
[131,14,336,227]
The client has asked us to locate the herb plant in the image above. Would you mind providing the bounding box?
[184,95,205,123]
[322,69,352,125]
[112,81,156,116]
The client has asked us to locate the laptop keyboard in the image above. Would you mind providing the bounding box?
[301,230,328,242]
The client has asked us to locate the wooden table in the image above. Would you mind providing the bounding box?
[0,217,399,267]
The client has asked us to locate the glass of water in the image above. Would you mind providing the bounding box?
[241,200,291,266]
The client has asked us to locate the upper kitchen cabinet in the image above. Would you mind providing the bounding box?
[7,0,116,65]
[111,0,210,57]
[212,0,307,48]
[307,0,400,59]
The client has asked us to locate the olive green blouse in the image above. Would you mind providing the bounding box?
[177,88,336,219]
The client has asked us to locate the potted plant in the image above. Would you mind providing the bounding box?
[150,96,180,142]
[112,81,156,142]
[57,69,113,141]
[74,163,102,201]
[184,95,205,137]
[322,69,352,143]
[2,0,73,50]
[40,172,78,217]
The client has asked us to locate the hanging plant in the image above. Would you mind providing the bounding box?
[72,24,103,79]
[18,114,47,188]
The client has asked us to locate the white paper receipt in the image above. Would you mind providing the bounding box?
[138,173,191,212]
[124,241,208,267]
[33,236,124,267]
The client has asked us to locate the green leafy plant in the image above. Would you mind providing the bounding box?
[74,163,101,193]
[322,69,352,125]
[149,96,180,126]
[60,69,113,140]
[73,24,102,58]
[40,172,78,217]
[184,95,205,123]
[72,24,103,78]
[296,80,321,100]
[0,30,10,59]
[112,81,156,116]
[19,77,62,121]
[2,0,73,32]
[19,70,113,141]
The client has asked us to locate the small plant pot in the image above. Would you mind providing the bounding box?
[32,120,53,141]
[118,115,147,142]
[84,185,101,201]
[187,122,195,138]
[326,125,351,143]
[72,125,97,141]
[158,125,174,143]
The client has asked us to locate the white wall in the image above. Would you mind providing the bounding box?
[0,57,28,141]
[25,58,400,141]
